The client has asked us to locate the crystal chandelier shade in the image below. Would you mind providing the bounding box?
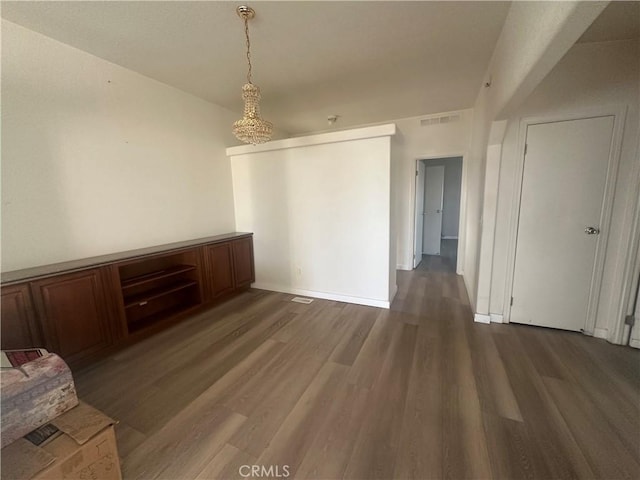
[233,83,273,145]
[232,6,273,145]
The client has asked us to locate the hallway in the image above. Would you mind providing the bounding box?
[415,238,458,273]
[75,262,640,479]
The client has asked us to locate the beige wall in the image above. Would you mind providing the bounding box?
[1,20,240,271]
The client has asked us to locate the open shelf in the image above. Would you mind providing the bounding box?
[118,249,202,331]
[121,265,196,290]
[123,280,198,308]
[127,302,200,334]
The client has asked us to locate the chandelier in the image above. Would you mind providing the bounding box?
[232,5,273,145]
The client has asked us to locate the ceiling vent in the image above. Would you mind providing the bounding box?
[420,113,461,127]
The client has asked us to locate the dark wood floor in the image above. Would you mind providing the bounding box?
[75,261,640,479]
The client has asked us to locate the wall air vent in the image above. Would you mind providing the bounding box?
[420,113,462,127]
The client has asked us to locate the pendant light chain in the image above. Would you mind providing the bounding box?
[244,15,252,84]
[232,5,273,145]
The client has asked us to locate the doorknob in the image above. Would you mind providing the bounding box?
[584,226,600,235]
[437,209,442,214]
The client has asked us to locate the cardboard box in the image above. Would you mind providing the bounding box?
[1,402,121,480]
[1,352,78,448]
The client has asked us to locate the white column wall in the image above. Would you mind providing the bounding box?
[229,126,395,308]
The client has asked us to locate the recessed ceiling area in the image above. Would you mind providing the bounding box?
[2,1,512,134]
[577,1,640,44]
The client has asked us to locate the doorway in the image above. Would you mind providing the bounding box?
[510,116,615,331]
[413,157,463,272]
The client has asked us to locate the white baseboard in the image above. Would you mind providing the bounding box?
[442,236,459,240]
[593,328,608,340]
[251,283,391,309]
[474,313,491,324]
[490,314,504,324]
[630,338,640,349]
[397,264,412,271]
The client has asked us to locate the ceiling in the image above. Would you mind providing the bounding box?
[3,2,636,136]
[2,1,512,134]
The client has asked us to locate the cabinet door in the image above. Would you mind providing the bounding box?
[232,237,255,288]
[31,269,112,364]
[204,243,235,299]
[1,283,42,349]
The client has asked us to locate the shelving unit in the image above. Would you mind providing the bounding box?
[1,232,255,367]
[118,250,202,333]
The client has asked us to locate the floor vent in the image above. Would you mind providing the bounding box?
[291,297,314,304]
[420,113,461,127]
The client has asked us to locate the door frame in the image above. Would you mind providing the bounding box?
[413,161,426,268]
[412,153,467,274]
[503,106,627,335]
[612,121,640,346]
[625,226,640,347]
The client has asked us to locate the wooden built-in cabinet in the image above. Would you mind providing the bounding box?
[1,284,41,350]
[0,233,254,368]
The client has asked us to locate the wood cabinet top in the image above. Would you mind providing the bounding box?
[2,232,253,285]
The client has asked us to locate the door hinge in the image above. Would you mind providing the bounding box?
[524,144,528,156]
[625,315,636,327]
[416,170,419,177]
[510,296,514,306]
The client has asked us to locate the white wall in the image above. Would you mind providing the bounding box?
[422,157,462,239]
[1,20,244,271]
[465,1,607,311]
[229,127,394,307]
[489,39,640,341]
[392,112,473,270]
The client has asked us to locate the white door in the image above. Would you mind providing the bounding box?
[413,161,426,268]
[511,116,614,331]
[423,165,445,255]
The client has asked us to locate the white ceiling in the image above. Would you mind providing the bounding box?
[2,1,514,134]
[6,1,636,136]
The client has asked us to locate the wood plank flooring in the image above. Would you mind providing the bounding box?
[75,262,640,479]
